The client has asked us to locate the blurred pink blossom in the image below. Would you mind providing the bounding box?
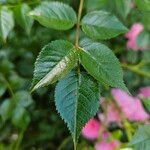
[98,104,121,125]
[95,140,120,150]
[106,104,121,124]
[82,118,101,140]
[111,89,149,121]
[125,23,144,51]
[139,87,150,98]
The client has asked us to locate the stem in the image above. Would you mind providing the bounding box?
[74,1,84,148]
[14,129,25,150]
[75,0,84,47]
[74,141,77,150]
[122,63,150,79]
[75,0,84,77]
[58,136,71,150]
[1,74,14,97]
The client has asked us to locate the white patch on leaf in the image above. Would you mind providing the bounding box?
[32,56,70,91]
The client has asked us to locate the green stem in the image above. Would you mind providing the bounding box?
[2,74,14,97]
[123,120,133,141]
[74,140,77,150]
[58,136,71,150]
[14,129,25,150]
[75,0,84,48]
[122,63,150,78]
[74,1,84,149]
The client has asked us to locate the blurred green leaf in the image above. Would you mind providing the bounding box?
[0,6,14,42]
[142,12,150,31]
[0,0,18,4]
[9,73,25,91]
[135,0,150,12]
[137,31,150,50]
[0,99,14,122]
[85,0,107,12]
[129,125,150,150]
[0,59,14,74]
[12,106,30,129]
[13,3,34,34]
[29,1,77,30]
[143,50,150,63]
[13,91,33,108]
[107,0,132,19]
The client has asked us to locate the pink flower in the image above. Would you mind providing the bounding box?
[106,104,121,124]
[95,140,120,150]
[125,23,144,51]
[139,87,150,98]
[111,89,149,121]
[82,118,101,140]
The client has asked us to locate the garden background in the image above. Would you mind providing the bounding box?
[0,0,150,150]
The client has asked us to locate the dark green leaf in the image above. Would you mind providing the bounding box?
[31,40,78,91]
[81,11,128,40]
[80,39,127,91]
[129,125,150,150]
[0,99,14,122]
[13,3,34,34]
[55,70,100,143]
[12,106,30,129]
[0,6,14,41]
[29,2,77,30]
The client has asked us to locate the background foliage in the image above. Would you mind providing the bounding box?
[0,0,150,150]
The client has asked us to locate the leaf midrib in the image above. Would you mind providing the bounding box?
[73,71,81,142]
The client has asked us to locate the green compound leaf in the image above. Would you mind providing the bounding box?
[29,1,77,30]
[0,6,14,41]
[80,39,127,91]
[81,11,128,40]
[129,125,150,150]
[55,70,100,144]
[31,40,78,92]
[13,3,34,34]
